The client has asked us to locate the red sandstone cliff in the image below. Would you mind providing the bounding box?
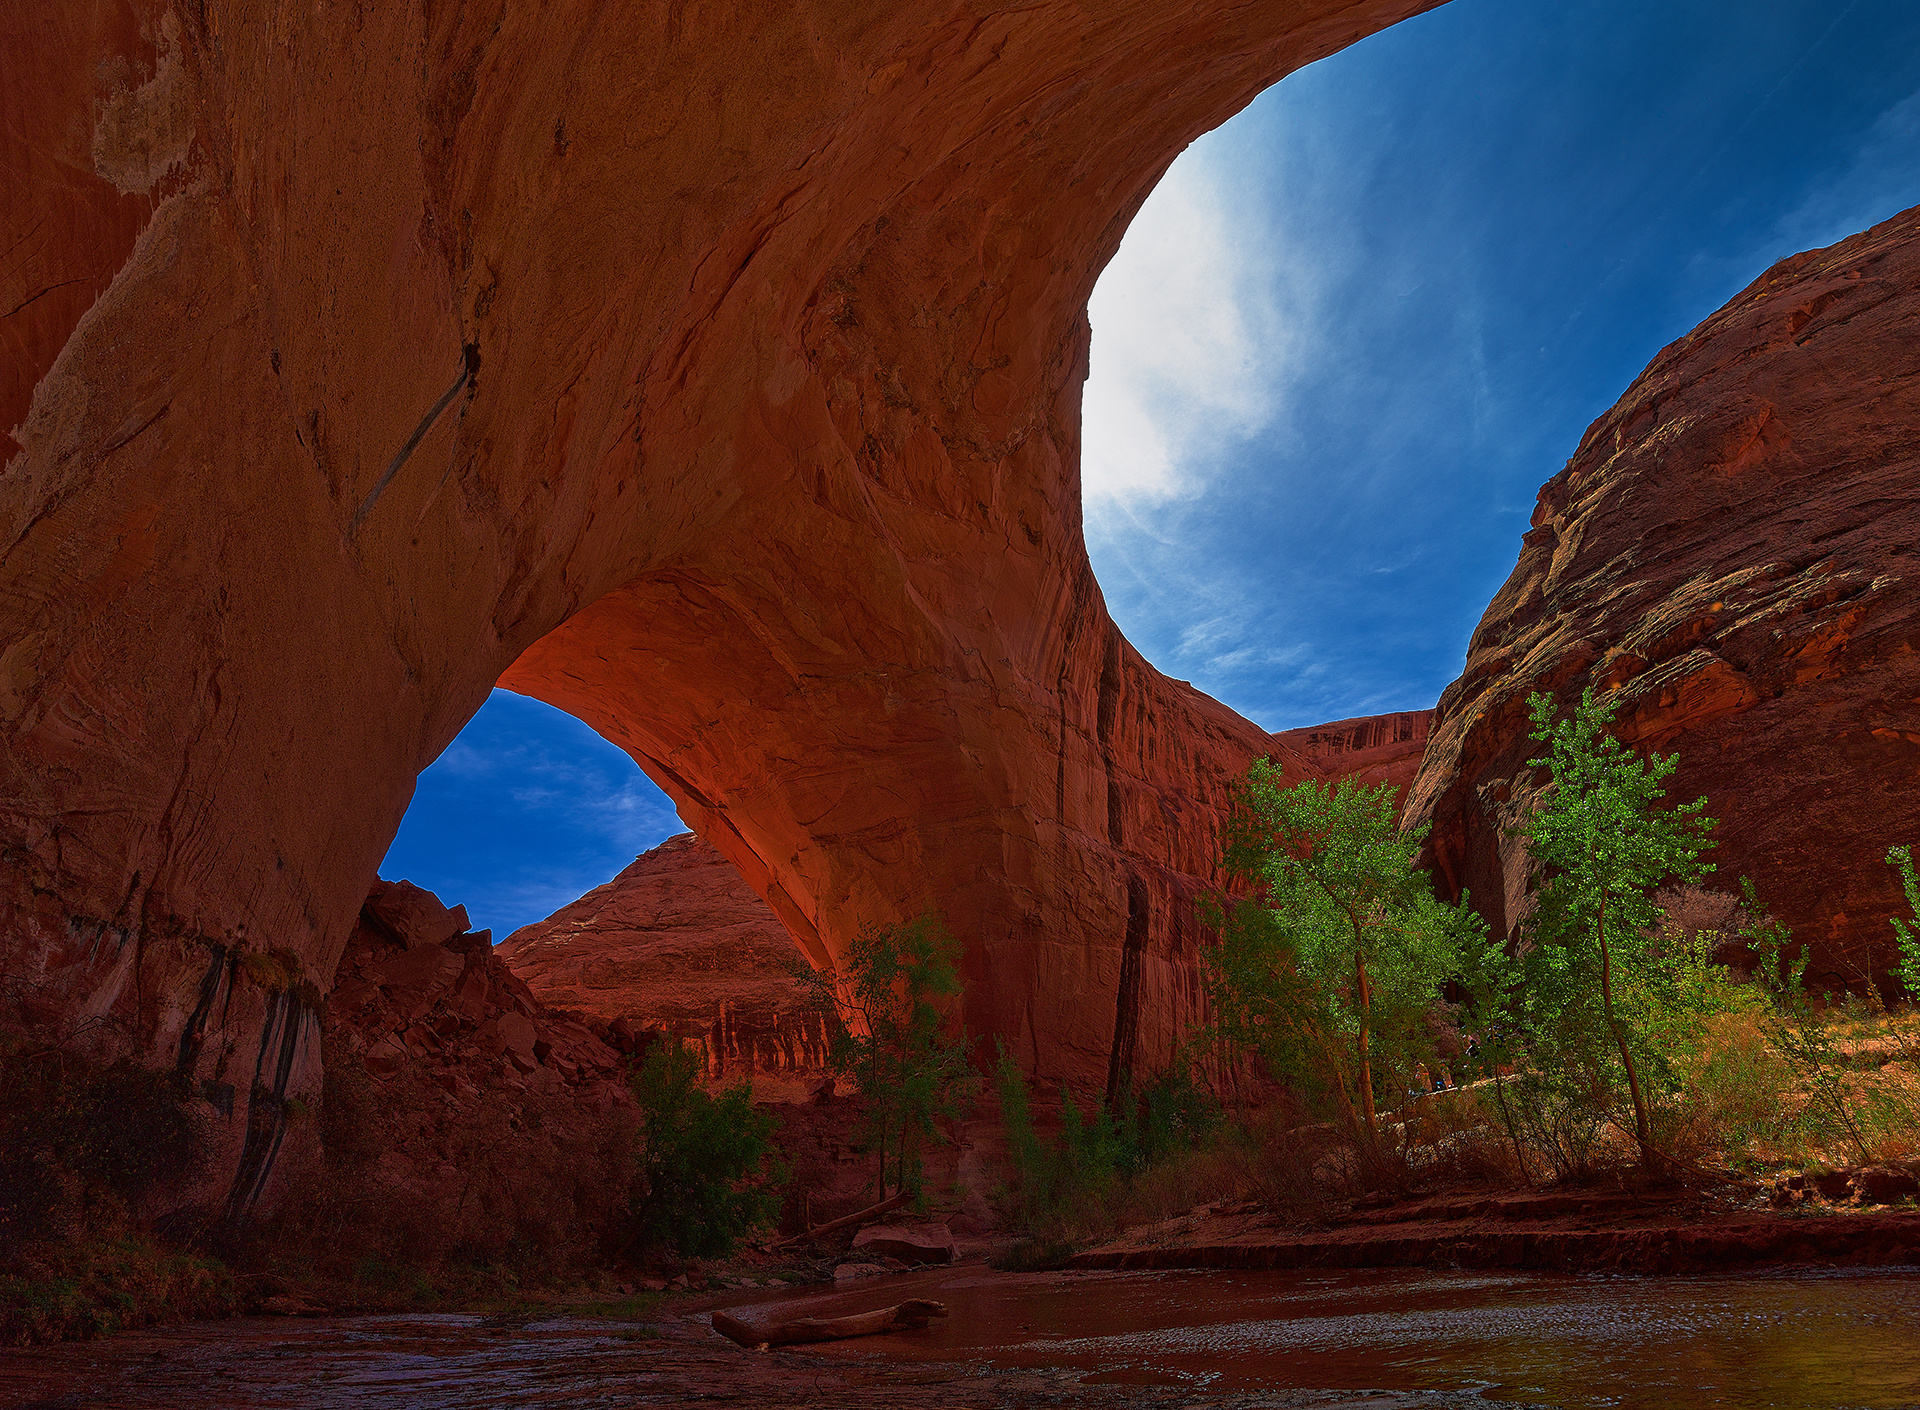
[307,879,637,1261]
[1,0,1441,1212]
[1404,207,1920,988]
[498,834,833,1100]
[1274,710,1431,804]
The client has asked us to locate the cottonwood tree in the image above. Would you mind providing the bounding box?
[1514,687,1716,1164]
[796,916,976,1201]
[1207,767,1484,1143]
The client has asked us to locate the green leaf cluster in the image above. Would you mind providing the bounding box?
[1889,845,1920,996]
[1486,687,1720,1164]
[992,1040,1217,1233]
[796,915,977,1200]
[1206,764,1484,1138]
[625,1037,784,1259]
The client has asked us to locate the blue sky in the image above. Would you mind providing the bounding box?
[382,0,1920,938]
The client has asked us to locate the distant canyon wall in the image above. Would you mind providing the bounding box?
[1405,205,1920,988]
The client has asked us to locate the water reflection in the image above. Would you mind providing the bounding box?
[729,1264,1920,1408]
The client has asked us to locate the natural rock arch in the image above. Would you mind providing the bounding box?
[1,0,1439,1203]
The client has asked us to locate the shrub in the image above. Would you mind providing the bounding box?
[1890,845,1920,999]
[993,1041,1223,1244]
[0,1040,201,1252]
[624,1038,783,1260]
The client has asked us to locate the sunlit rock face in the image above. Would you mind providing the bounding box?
[498,833,835,1101]
[1404,206,1920,989]
[0,0,1439,1205]
[1274,711,1431,805]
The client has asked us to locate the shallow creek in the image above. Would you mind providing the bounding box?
[2,1265,1915,1408]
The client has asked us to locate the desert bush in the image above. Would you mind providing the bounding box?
[623,1037,783,1260]
[0,1037,201,1254]
[993,1042,1225,1243]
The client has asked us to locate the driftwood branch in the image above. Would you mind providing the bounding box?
[712,1298,948,1349]
[763,1191,910,1250]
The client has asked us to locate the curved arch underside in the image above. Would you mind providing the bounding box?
[0,0,1443,1197]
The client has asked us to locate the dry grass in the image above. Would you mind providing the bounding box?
[0,1231,238,1346]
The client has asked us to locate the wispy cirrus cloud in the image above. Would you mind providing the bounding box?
[1081,147,1316,504]
[382,691,687,940]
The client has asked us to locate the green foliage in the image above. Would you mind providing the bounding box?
[625,1038,783,1260]
[1207,765,1484,1138]
[1889,845,1920,997]
[1119,1057,1221,1167]
[993,1040,1218,1241]
[796,916,977,1200]
[1506,687,1717,1162]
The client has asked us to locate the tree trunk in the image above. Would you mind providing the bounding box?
[1354,949,1376,1137]
[1594,878,1653,1161]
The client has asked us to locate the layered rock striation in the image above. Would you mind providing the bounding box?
[1404,206,1920,986]
[1274,710,1432,804]
[2,0,1440,1213]
[498,833,834,1100]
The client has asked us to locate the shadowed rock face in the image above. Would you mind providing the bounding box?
[1404,206,1920,988]
[498,833,836,1101]
[0,0,1440,1206]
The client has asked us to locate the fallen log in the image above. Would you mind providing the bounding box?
[762,1191,910,1251]
[712,1298,948,1349]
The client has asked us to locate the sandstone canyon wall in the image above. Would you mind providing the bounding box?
[315,880,639,1261]
[1274,710,1431,804]
[1404,206,1920,989]
[0,0,1440,1209]
[498,833,835,1101]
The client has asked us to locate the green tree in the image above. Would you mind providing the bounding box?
[627,1037,784,1259]
[797,916,977,1200]
[1889,845,1920,997]
[1207,765,1484,1141]
[1516,687,1716,1163]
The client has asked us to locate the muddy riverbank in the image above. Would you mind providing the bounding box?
[1062,1183,1920,1275]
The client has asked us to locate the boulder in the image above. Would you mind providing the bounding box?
[852,1222,956,1266]
[1851,1167,1920,1205]
[365,881,472,951]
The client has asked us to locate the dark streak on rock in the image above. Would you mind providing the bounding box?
[349,342,480,535]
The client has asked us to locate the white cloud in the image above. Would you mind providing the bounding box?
[1082,148,1306,503]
